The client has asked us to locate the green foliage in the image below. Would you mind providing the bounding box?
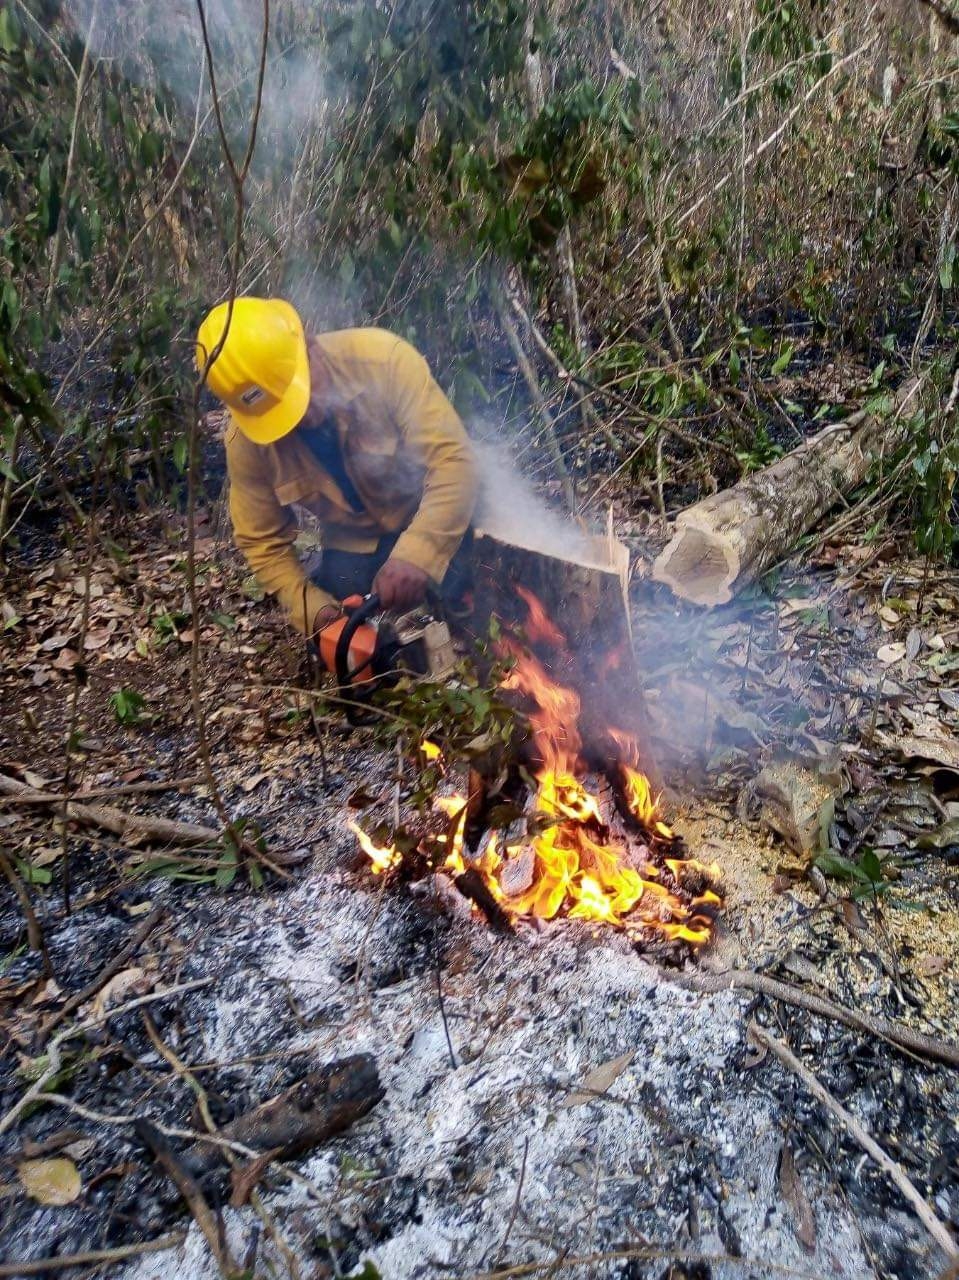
[151,610,188,644]
[128,818,266,889]
[15,856,52,887]
[814,847,897,900]
[109,687,148,725]
[912,423,959,562]
[370,636,517,815]
[736,424,784,473]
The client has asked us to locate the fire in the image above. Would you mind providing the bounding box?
[349,821,401,875]
[351,590,721,947]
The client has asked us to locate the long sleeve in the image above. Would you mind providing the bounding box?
[385,341,478,582]
[226,431,335,635]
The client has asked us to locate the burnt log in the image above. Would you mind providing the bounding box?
[183,1054,383,1176]
[652,378,921,607]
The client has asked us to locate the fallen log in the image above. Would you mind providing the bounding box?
[652,378,922,606]
[182,1054,383,1176]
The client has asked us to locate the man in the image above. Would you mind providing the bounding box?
[196,297,478,639]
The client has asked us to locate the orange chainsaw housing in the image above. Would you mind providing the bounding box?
[318,596,378,684]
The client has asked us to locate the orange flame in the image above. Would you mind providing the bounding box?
[349,821,401,875]
[352,590,721,946]
[515,583,567,649]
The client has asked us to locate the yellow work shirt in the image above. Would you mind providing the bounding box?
[226,328,478,633]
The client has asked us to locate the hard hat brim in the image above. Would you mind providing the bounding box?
[227,300,311,445]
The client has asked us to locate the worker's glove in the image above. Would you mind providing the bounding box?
[373,557,428,612]
[312,603,342,638]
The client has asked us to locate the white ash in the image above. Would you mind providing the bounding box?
[120,821,891,1280]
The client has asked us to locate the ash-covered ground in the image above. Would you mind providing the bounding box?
[3,531,959,1279]
[4,770,957,1280]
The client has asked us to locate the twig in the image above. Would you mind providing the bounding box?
[433,902,457,1071]
[59,448,106,914]
[665,967,959,1068]
[0,414,23,556]
[142,1012,304,1278]
[31,1092,338,1215]
[135,1119,237,1276]
[38,905,165,1043]
[0,773,215,846]
[0,978,213,1136]
[0,772,287,876]
[0,845,51,974]
[188,0,272,874]
[748,1020,959,1262]
[0,1234,187,1276]
[497,298,576,512]
[44,0,98,309]
[493,1137,530,1265]
[0,776,203,805]
[465,1245,830,1279]
[573,373,740,462]
[629,35,878,257]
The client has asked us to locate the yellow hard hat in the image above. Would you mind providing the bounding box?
[196,297,310,444]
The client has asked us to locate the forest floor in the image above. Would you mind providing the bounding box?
[1,504,959,1280]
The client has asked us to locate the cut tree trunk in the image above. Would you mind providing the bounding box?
[470,522,660,785]
[652,378,922,606]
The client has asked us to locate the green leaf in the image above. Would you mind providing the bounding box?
[814,851,861,881]
[1,280,21,333]
[215,848,238,889]
[110,687,147,725]
[347,1262,382,1279]
[860,849,882,884]
[16,857,52,886]
[771,342,794,376]
[0,7,20,53]
[728,347,741,384]
[172,436,188,474]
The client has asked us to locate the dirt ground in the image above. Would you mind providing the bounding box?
[2,513,959,1279]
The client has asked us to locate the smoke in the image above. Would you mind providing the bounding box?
[59,0,334,145]
[472,440,610,567]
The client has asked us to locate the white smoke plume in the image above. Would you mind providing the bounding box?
[472,440,601,564]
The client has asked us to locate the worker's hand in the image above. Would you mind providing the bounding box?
[373,557,429,611]
[312,603,341,637]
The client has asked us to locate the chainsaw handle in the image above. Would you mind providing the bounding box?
[335,593,381,687]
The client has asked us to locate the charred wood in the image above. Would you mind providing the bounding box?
[453,869,513,931]
[182,1054,384,1177]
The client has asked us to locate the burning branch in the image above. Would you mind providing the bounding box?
[351,586,722,950]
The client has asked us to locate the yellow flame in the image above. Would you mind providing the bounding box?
[348,821,400,875]
[350,589,721,945]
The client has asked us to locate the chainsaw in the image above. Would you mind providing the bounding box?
[317,593,456,710]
